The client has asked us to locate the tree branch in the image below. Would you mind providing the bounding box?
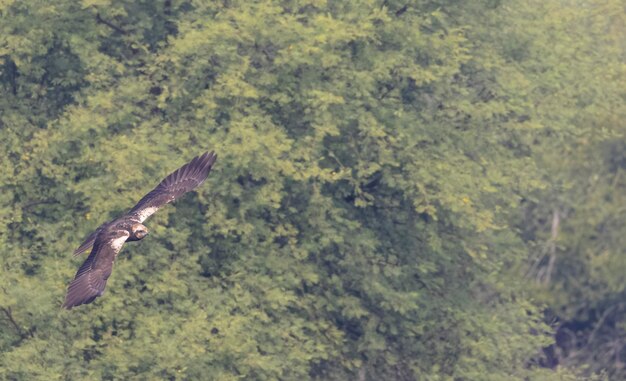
[21,199,60,212]
[96,13,128,35]
[542,208,560,285]
[587,304,621,347]
[1,306,25,338]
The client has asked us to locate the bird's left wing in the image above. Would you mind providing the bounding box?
[127,151,217,223]
[73,226,104,257]
[63,229,130,309]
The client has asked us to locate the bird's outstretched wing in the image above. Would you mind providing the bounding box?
[128,151,217,222]
[63,229,130,309]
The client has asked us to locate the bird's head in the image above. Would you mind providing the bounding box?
[131,223,149,240]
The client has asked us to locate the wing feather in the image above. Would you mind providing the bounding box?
[128,151,217,222]
[63,229,130,309]
[73,226,104,256]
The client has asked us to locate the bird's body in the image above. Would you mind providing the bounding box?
[63,151,217,309]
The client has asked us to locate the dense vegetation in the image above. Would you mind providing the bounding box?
[0,0,623,379]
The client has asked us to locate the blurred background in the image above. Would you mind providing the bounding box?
[0,0,624,379]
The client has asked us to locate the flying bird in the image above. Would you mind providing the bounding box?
[63,151,217,309]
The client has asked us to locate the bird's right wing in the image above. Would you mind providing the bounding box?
[127,151,217,223]
[63,229,130,309]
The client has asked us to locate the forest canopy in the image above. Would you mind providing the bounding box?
[0,0,624,380]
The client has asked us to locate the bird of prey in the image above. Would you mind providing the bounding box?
[63,151,217,309]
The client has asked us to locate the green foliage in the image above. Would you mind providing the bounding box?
[0,0,621,379]
[500,0,626,377]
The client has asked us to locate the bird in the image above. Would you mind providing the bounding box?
[63,151,217,309]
